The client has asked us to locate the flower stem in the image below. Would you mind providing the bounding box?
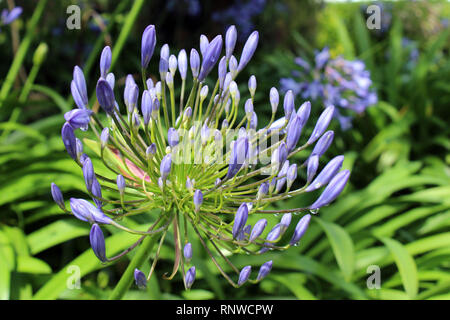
[108,215,169,300]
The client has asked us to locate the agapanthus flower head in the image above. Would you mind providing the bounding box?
[281,47,377,129]
[54,24,350,290]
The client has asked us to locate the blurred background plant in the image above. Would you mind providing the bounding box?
[0,0,449,300]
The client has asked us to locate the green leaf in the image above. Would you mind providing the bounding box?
[315,218,355,281]
[271,274,317,300]
[378,237,418,299]
[182,289,215,300]
[16,256,52,274]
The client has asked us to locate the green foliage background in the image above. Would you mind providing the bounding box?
[0,0,449,300]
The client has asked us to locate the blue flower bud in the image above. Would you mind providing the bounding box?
[184,243,193,261]
[305,155,344,192]
[160,154,172,181]
[151,97,160,120]
[309,170,350,209]
[257,261,273,281]
[280,213,292,230]
[190,49,200,79]
[2,7,22,25]
[248,75,256,97]
[183,106,192,119]
[83,157,95,192]
[290,214,311,245]
[199,35,209,57]
[238,31,259,72]
[141,25,156,69]
[229,55,238,78]
[51,183,65,210]
[106,73,115,90]
[169,54,177,75]
[69,198,112,224]
[297,101,311,126]
[168,128,179,147]
[311,130,334,158]
[198,35,223,82]
[64,109,93,131]
[100,46,112,78]
[185,266,196,289]
[71,80,86,110]
[218,56,227,89]
[75,138,83,159]
[126,84,139,114]
[232,203,248,239]
[307,106,335,144]
[91,178,103,208]
[73,66,88,107]
[193,189,203,212]
[141,90,152,125]
[249,219,267,242]
[61,122,77,160]
[245,98,253,116]
[226,137,249,179]
[100,127,109,149]
[90,223,107,262]
[159,57,169,80]
[225,25,237,60]
[306,155,319,183]
[257,182,269,200]
[178,49,188,80]
[238,266,251,286]
[146,143,156,157]
[283,90,295,120]
[134,268,147,289]
[286,163,297,188]
[286,115,304,152]
[96,79,115,114]
[116,174,126,194]
[270,87,279,114]
[161,44,170,62]
[250,112,258,130]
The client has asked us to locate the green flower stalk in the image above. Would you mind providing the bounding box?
[52,24,350,291]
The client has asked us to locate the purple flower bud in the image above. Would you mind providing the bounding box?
[311,130,334,158]
[250,219,267,242]
[75,139,83,159]
[169,54,177,75]
[106,73,115,90]
[218,56,227,89]
[307,106,335,144]
[183,243,193,261]
[71,80,86,110]
[232,203,248,239]
[229,56,238,77]
[125,84,139,114]
[238,266,252,286]
[90,223,107,262]
[100,46,112,79]
[250,112,258,130]
[226,137,249,179]
[185,266,196,289]
[2,7,22,25]
[190,49,200,79]
[245,99,253,116]
[280,213,292,229]
[100,127,109,149]
[198,35,223,82]
[91,178,103,208]
[183,106,192,119]
[159,57,169,79]
[96,79,115,114]
[160,154,172,181]
[238,31,259,72]
[309,170,350,209]
[117,174,125,194]
[257,261,273,281]
[257,182,269,200]
[305,155,344,192]
[286,115,304,152]
[199,35,209,57]
[69,198,112,224]
[141,25,156,69]
[290,214,311,245]
[61,123,77,160]
[193,189,203,212]
[83,157,95,192]
[168,128,179,147]
[64,109,93,131]
[134,268,147,289]
[297,101,311,126]
[146,143,156,157]
[270,87,279,114]
[306,155,319,183]
[178,49,188,80]
[51,183,65,210]
[225,25,237,60]
[287,163,297,189]
[248,75,256,97]
[73,66,88,107]
[161,43,169,61]
[283,90,295,120]
[151,97,160,120]
[141,90,152,125]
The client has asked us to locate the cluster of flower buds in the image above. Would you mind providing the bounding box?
[280,47,377,130]
[52,24,350,290]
